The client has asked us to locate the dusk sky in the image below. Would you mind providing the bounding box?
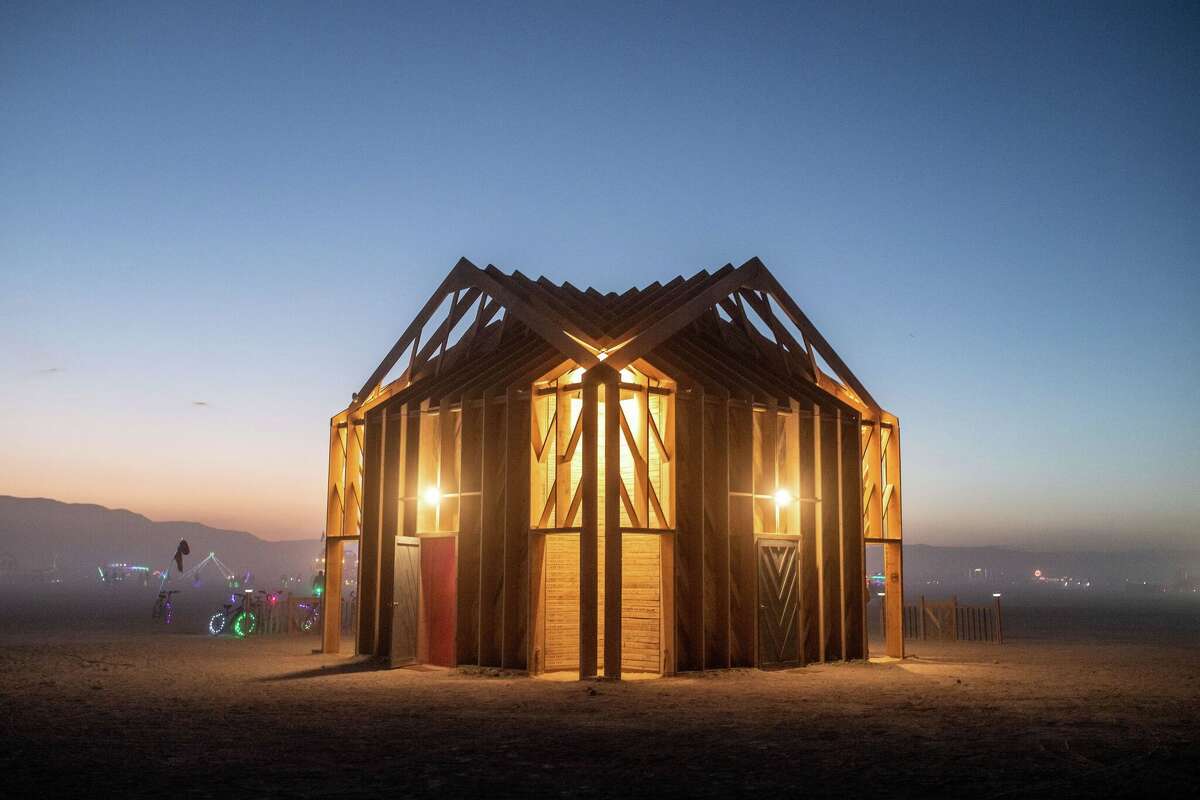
[2,2,1197,548]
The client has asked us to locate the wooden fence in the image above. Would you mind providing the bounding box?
[898,596,1003,643]
[243,593,356,636]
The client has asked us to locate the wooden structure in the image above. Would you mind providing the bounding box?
[322,257,904,678]
[902,596,1003,644]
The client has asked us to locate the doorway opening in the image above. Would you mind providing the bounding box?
[390,535,456,668]
[532,532,668,679]
[756,538,800,668]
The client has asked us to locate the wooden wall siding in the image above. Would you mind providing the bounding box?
[543,533,581,671]
[478,391,506,667]
[502,384,532,670]
[840,415,865,660]
[673,391,704,672]
[702,395,730,669]
[377,406,405,659]
[819,410,843,660]
[457,393,483,665]
[798,404,820,664]
[621,533,662,673]
[727,401,755,668]
[357,412,384,655]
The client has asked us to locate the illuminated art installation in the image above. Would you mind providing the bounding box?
[321,258,904,678]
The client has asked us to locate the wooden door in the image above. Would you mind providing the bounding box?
[420,536,457,667]
[390,537,420,667]
[757,540,800,668]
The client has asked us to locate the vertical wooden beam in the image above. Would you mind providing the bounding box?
[840,414,865,660]
[400,405,422,656]
[673,389,704,672]
[797,402,819,664]
[819,408,843,660]
[322,537,344,653]
[321,418,346,654]
[344,416,365,539]
[457,392,482,666]
[478,390,506,667]
[884,422,905,658]
[602,366,622,679]
[502,383,531,670]
[357,410,384,655]
[702,393,730,669]
[579,373,599,678]
[377,404,404,659]
[727,400,755,667]
[555,381,572,527]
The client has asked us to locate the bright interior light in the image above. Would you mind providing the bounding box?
[597,351,608,361]
[773,488,793,506]
[422,486,441,506]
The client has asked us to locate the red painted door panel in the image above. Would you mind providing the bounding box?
[421,537,456,667]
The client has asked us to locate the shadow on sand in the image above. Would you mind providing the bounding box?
[258,657,388,682]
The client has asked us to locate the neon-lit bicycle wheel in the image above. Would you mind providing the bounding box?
[208,612,226,635]
[232,610,257,638]
[301,615,316,632]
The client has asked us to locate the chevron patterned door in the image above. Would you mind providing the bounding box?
[390,537,420,667]
[757,541,800,668]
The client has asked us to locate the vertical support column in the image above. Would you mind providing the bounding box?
[601,366,622,679]
[797,401,820,664]
[673,389,704,673]
[840,414,865,659]
[502,384,531,670]
[321,417,346,654]
[377,404,404,659]
[727,400,754,667]
[819,406,844,660]
[702,392,730,669]
[554,381,571,527]
[357,410,384,655]
[478,389,505,667]
[579,373,600,678]
[457,392,482,666]
[883,421,905,658]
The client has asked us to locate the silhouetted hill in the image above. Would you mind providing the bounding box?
[0,496,320,583]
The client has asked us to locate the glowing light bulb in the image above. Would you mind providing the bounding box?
[423,486,441,506]
[773,488,793,506]
[597,351,608,361]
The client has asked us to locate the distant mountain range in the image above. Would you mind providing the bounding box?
[0,496,321,583]
[871,543,1200,595]
[2,495,1196,595]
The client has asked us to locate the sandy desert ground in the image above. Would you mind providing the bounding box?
[1,601,1197,798]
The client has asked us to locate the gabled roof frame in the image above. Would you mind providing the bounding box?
[348,257,888,422]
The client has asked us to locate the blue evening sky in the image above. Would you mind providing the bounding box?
[1,2,1197,546]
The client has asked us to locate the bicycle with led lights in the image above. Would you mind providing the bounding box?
[207,589,261,637]
[152,589,181,625]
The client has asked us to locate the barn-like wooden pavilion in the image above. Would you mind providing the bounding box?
[321,257,904,678]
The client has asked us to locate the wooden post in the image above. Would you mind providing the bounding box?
[602,366,622,679]
[377,404,405,659]
[994,596,1004,644]
[702,392,730,669]
[579,372,600,678]
[502,384,531,670]
[357,410,384,655]
[673,389,704,673]
[919,594,927,641]
[478,390,505,667]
